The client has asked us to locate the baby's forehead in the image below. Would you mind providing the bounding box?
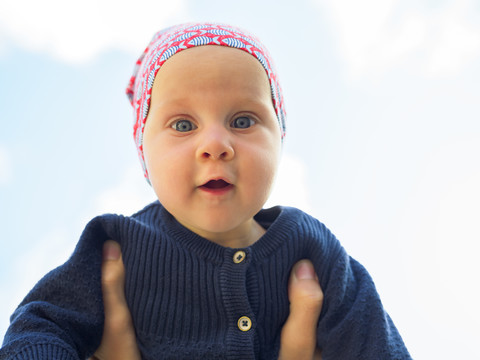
[150,46,273,105]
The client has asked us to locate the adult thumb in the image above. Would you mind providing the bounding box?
[279,260,323,360]
[90,240,141,360]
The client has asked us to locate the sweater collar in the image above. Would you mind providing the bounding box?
[150,202,298,264]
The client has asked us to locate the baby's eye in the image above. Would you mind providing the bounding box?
[172,119,197,132]
[231,116,255,129]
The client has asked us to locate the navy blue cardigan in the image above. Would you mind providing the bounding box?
[1,202,411,359]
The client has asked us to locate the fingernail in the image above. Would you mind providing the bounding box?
[103,240,121,261]
[295,260,315,280]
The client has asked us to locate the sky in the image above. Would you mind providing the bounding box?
[1,0,479,358]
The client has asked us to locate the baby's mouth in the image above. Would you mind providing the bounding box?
[201,179,231,189]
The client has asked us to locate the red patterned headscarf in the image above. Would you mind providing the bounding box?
[126,23,286,182]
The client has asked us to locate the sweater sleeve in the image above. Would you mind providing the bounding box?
[308,222,411,359]
[0,216,113,360]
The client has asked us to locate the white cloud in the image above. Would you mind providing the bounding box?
[395,138,480,351]
[0,145,12,185]
[0,0,189,63]
[426,0,480,76]
[314,0,480,78]
[265,153,312,212]
[92,165,157,216]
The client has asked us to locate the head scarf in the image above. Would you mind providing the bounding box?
[126,22,286,182]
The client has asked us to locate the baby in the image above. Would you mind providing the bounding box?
[0,23,411,359]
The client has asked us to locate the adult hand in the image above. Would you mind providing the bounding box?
[278,259,323,360]
[90,241,323,360]
[89,240,141,360]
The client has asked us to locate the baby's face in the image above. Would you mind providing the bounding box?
[143,45,281,246]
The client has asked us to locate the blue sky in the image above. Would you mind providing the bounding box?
[1,0,480,358]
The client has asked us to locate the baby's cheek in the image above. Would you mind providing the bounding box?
[248,159,277,201]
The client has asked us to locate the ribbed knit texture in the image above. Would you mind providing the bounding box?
[1,202,411,359]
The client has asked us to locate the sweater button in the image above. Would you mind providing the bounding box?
[237,316,252,332]
[233,250,246,264]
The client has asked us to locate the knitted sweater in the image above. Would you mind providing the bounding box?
[1,202,411,359]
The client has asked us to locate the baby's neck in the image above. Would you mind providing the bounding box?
[220,220,266,248]
[188,219,266,248]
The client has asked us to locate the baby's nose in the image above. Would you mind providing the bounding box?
[195,127,234,161]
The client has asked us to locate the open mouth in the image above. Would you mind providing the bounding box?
[201,179,231,189]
